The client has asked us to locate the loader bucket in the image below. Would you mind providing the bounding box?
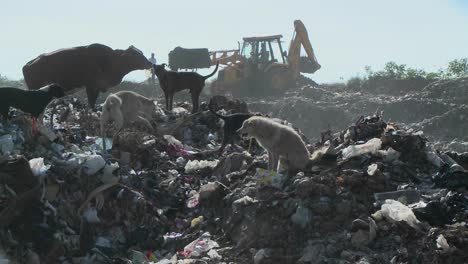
[168,47,212,71]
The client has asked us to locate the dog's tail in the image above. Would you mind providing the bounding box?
[203,62,219,80]
[208,99,226,120]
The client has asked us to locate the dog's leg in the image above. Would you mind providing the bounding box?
[37,111,45,127]
[113,109,124,132]
[170,92,175,110]
[219,131,229,154]
[164,91,169,111]
[271,151,280,172]
[191,91,200,113]
[267,151,274,171]
[248,138,253,153]
[276,158,282,173]
[277,157,288,174]
[31,117,37,135]
[136,116,154,132]
[100,107,111,151]
[168,93,172,111]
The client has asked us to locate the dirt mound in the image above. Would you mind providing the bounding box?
[421,77,468,104]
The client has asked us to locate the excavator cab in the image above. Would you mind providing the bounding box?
[240,35,287,67]
[209,19,320,97]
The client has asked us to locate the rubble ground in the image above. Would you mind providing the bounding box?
[0,79,467,264]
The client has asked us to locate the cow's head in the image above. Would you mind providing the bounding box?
[122,45,153,70]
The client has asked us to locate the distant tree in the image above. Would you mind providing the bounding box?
[446,58,468,78]
[0,75,26,88]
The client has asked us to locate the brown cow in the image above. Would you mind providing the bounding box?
[22,43,152,109]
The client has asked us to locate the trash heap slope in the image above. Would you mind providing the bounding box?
[0,93,466,263]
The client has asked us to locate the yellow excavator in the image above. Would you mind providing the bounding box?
[209,20,321,97]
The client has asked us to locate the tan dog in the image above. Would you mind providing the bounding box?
[100,91,156,139]
[237,116,310,173]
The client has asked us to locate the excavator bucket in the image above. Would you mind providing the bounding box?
[299,56,321,73]
[291,20,321,74]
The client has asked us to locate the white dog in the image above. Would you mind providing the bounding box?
[100,91,156,138]
[237,116,310,172]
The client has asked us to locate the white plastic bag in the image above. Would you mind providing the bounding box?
[380,199,420,228]
[185,160,219,173]
[0,134,14,154]
[82,155,106,175]
[183,232,219,257]
[101,162,119,184]
[342,138,382,159]
[29,158,51,177]
[436,234,450,253]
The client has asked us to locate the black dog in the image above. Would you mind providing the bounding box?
[153,62,219,113]
[0,83,65,132]
[209,102,262,153]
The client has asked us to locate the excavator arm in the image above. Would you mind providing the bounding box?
[209,49,244,66]
[288,20,321,78]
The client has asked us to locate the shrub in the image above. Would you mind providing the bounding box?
[446,58,468,78]
[347,58,467,93]
[0,75,25,88]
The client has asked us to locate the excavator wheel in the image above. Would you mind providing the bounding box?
[265,66,295,95]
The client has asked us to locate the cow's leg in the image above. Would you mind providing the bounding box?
[85,86,100,130]
[86,86,100,111]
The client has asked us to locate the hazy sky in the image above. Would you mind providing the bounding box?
[2,0,467,83]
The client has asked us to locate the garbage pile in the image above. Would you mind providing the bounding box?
[0,93,467,264]
[246,77,468,152]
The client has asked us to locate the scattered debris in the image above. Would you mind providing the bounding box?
[0,88,467,263]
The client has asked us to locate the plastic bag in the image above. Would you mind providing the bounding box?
[101,162,119,184]
[164,135,196,158]
[95,137,113,151]
[185,160,219,173]
[82,155,106,175]
[436,234,450,253]
[29,157,51,177]
[182,232,219,257]
[380,199,420,228]
[0,134,14,154]
[187,193,200,208]
[342,138,382,159]
[377,147,401,163]
[191,216,204,228]
[291,205,312,228]
[255,168,285,189]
